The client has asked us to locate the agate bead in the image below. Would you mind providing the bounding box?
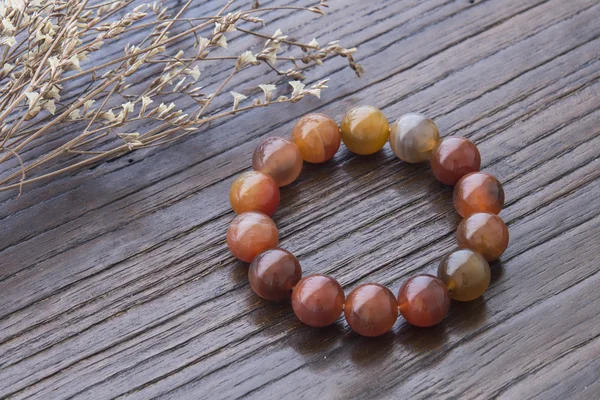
[291,113,341,163]
[431,137,481,186]
[340,106,390,155]
[453,172,505,217]
[344,283,398,337]
[398,274,450,327]
[438,249,491,302]
[389,113,440,163]
[457,213,509,261]
[226,212,279,262]
[292,274,345,327]
[249,249,302,301]
[229,171,280,216]
[252,137,303,186]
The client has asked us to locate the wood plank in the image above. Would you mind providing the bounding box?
[0,0,598,398]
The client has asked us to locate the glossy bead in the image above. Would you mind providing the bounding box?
[398,274,450,327]
[437,249,491,302]
[248,249,302,301]
[344,283,398,337]
[252,137,303,186]
[292,274,345,327]
[457,213,509,261]
[340,106,390,155]
[291,113,341,163]
[453,172,505,217]
[229,171,280,216]
[389,113,440,163]
[226,212,279,262]
[431,137,481,185]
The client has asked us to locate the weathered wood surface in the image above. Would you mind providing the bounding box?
[1,0,599,398]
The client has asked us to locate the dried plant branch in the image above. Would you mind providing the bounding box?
[0,0,360,193]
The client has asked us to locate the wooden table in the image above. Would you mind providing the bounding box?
[1,0,599,398]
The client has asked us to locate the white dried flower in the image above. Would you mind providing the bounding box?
[118,132,143,150]
[258,84,276,102]
[184,65,201,81]
[215,34,228,48]
[230,91,247,111]
[101,110,116,122]
[43,100,56,115]
[68,109,81,120]
[24,91,40,110]
[236,51,258,69]
[2,18,16,33]
[289,81,305,98]
[83,100,96,114]
[0,36,16,47]
[139,96,153,116]
[309,38,319,48]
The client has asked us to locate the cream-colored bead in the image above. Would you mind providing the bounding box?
[389,113,440,163]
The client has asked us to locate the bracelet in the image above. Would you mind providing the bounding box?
[226,106,508,337]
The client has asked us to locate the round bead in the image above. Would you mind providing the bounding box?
[431,137,481,185]
[453,172,505,217]
[248,249,302,301]
[398,274,450,327]
[229,171,280,216]
[226,212,279,262]
[340,106,390,155]
[437,249,491,302]
[389,113,440,163]
[457,213,509,261]
[291,113,341,163]
[344,283,398,337]
[252,137,303,186]
[292,274,345,327]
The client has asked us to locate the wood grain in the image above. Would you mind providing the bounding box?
[1,0,599,398]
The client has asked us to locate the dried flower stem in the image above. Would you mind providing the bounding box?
[0,0,360,193]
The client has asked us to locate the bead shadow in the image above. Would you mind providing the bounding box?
[286,319,347,358]
[447,297,489,334]
[394,320,449,354]
[347,332,396,367]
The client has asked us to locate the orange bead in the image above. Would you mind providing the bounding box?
[453,172,505,217]
[431,137,481,186]
[344,283,398,337]
[229,171,280,216]
[227,212,279,262]
[252,137,303,186]
[340,106,390,155]
[292,274,345,327]
[249,249,302,301]
[398,274,450,327]
[457,213,509,261]
[291,113,341,163]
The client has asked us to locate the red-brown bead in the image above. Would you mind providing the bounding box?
[226,212,279,262]
[291,113,341,163]
[457,213,509,261]
[398,274,450,327]
[344,283,398,337]
[431,137,481,186]
[252,137,303,186]
[292,274,345,327]
[229,171,280,216]
[453,172,505,217]
[249,249,302,301]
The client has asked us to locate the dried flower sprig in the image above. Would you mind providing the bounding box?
[0,0,361,194]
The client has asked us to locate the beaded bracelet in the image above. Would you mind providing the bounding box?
[226,106,508,337]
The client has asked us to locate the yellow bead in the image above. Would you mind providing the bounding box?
[340,106,389,155]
